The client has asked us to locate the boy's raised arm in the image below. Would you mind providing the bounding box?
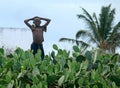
[39,17,51,26]
[24,17,34,29]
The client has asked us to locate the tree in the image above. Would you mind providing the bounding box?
[76,4,120,54]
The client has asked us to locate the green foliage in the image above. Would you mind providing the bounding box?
[0,48,4,55]
[0,45,120,88]
[53,44,58,50]
[73,45,80,52]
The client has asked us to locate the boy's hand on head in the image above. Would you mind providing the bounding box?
[34,16,39,19]
[34,16,41,21]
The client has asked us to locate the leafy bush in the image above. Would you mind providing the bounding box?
[0,44,120,88]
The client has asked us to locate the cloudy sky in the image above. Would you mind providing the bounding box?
[0,0,120,54]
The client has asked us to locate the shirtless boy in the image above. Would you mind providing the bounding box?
[24,16,51,60]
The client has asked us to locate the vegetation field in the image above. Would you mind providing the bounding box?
[0,44,120,88]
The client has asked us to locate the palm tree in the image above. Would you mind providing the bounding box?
[76,4,120,54]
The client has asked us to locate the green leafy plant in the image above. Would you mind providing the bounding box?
[0,45,120,88]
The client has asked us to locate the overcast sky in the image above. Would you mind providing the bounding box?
[0,0,120,54]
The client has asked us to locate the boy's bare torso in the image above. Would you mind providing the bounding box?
[32,27,44,44]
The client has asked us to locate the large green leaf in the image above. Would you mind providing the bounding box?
[17,70,27,79]
[58,75,65,86]
[5,59,13,69]
[0,56,3,66]
[109,75,120,86]
[0,79,8,85]
[7,80,14,88]
[58,49,63,55]
[84,51,92,61]
[54,63,60,73]
[32,67,40,77]
[13,61,21,72]
[0,48,4,55]
[73,45,80,52]
[6,71,12,83]
[111,54,119,63]
[53,44,58,50]
[32,76,39,84]
[47,64,54,75]
[47,75,59,85]
[26,84,30,88]
[76,55,86,63]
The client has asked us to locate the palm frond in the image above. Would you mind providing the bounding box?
[93,13,100,41]
[112,22,120,34]
[76,40,89,47]
[77,8,95,27]
[93,13,99,29]
[80,7,94,22]
[99,4,115,40]
[77,14,92,25]
[78,9,100,42]
[59,38,77,44]
[76,30,88,39]
[59,37,89,47]
[108,22,120,43]
[76,30,98,44]
[106,33,120,53]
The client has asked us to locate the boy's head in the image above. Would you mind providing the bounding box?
[33,17,41,26]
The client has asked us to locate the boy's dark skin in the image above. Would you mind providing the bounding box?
[24,16,51,60]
